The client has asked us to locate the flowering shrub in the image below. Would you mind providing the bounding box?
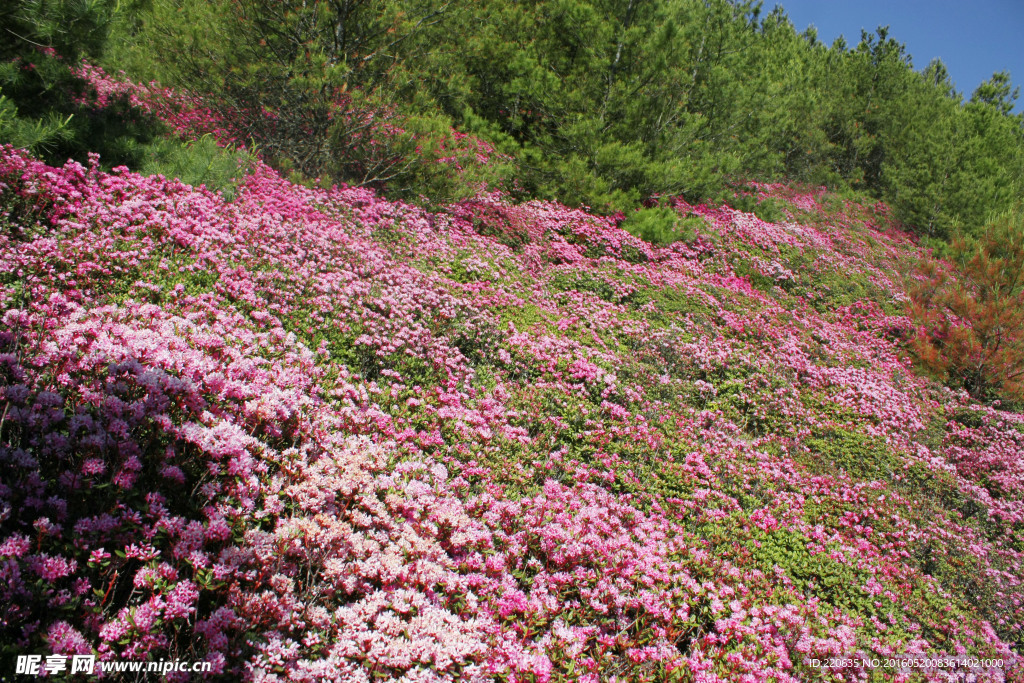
[1,69,1023,682]
[71,63,234,144]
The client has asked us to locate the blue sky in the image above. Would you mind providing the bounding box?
[773,0,1024,110]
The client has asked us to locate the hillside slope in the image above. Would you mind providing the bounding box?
[1,67,1024,682]
[1,144,1022,681]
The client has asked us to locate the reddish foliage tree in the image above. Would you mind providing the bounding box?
[910,209,1024,403]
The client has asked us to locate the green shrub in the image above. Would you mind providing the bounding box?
[723,191,786,223]
[549,272,616,302]
[621,206,701,246]
[801,427,899,481]
[139,136,257,200]
[752,198,785,223]
[745,529,893,620]
[0,90,74,154]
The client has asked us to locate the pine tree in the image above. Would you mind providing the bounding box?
[910,208,1024,404]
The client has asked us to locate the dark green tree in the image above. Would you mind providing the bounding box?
[0,0,163,167]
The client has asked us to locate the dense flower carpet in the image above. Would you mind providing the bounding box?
[0,67,1022,681]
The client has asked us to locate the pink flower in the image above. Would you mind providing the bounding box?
[164,580,199,620]
[47,621,92,655]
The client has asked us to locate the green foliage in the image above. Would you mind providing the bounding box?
[0,0,167,169]
[138,136,258,200]
[110,0,505,203]
[755,243,895,312]
[621,206,702,246]
[730,256,776,293]
[802,427,899,481]
[811,268,890,312]
[1,0,117,63]
[723,192,785,223]
[433,0,760,211]
[745,529,894,620]
[109,253,221,306]
[325,100,512,205]
[644,286,717,328]
[0,89,73,154]
[549,272,617,303]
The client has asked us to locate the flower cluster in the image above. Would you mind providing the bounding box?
[72,63,235,143]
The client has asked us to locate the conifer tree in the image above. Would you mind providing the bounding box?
[911,208,1024,403]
